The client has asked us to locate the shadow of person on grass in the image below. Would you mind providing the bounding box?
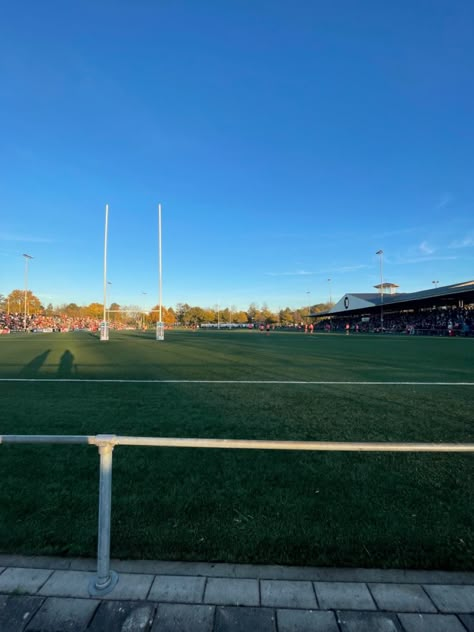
[19,350,51,377]
[58,350,75,377]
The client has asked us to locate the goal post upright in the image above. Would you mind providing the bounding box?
[100,204,110,341]
[99,202,163,342]
[156,202,164,341]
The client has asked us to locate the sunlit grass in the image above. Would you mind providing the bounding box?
[0,330,472,569]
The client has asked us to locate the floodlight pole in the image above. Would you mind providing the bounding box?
[156,203,164,340]
[328,279,332,305]
[101,205,109,341]
[23,254,33,332]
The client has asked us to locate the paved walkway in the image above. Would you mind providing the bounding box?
[0,555,472,631]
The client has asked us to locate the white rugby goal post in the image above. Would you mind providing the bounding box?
[100,204,164,342]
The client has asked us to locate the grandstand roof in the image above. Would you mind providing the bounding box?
[314,280,474,318]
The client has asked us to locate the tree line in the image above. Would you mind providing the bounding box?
[0,290,331,326]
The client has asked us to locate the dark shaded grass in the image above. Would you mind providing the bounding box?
[0,444,471,569]
[0,330,472,569]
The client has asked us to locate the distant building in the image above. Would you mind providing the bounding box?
[312,280,474,320]
[373,282,399,295]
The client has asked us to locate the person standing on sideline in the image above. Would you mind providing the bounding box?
[345,323,350,335]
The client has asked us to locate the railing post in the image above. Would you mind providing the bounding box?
[89,435,119,596]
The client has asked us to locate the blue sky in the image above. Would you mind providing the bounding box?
[1,1,473,312]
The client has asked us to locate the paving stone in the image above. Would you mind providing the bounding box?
[459,614,474,631]
[0,556,70,571]
[423,584,474,613]
[115,559,231,577]
[315,582,376,610]
[369,583,437,613]
[214,606,276,632]
[260,580,317,609]
[67,558,97,571]
[25,597,99,631]
[204,577,259,606]
[38,570,154,600]
[277,608,339,631]
[151,603,214,632]
[148,575,205,603]
[336,610,402,631]
[311,568,474,586]
[38,570,94,598]
[101,573,155,601]
[1,557,473,583]
[398,613,467,632]
[0,568,53,594]
[88,600,155,631]
[0,594,44,632]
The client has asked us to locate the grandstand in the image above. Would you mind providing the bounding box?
[314,280,474,335]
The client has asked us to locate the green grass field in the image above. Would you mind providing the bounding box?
[0,329,472,570]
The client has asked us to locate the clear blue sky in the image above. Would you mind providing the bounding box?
[1,1,473,312]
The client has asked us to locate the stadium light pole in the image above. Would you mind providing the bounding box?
[432,280,439,289]
[376,250,384,333]
[101,204,109,341]
[327,278,332,305]
[23,254,33,332]
[306,291,311,324]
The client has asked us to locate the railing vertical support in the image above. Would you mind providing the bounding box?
[89,436,118,596]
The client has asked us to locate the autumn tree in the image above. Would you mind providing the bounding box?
[186,306,208,325]
[234,310,248,324]
[163,306,176,325]
[279,308,294,326]
[85,302,104,319]
[259,303,275,324]
[109,302,121,322]
[175,303,192,325]
[246,303,258,322]
[7,289,42,314]
[63,303,81,317]
[149,305,176,325]
[219,307,228,323]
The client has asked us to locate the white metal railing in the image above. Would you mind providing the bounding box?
[1,434,473,595]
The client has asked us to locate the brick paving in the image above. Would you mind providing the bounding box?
[0,556,472,631]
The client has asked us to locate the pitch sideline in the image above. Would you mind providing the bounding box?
[0,378,473,385]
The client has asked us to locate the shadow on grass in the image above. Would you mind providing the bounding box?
[58,350,76,377]
[19,350,51,376]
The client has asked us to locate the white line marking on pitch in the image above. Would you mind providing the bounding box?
[0,379,473,385]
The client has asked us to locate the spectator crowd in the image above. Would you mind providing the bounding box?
[0,312,136,333]
[1,305,472,336]
[317,306,473,336]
